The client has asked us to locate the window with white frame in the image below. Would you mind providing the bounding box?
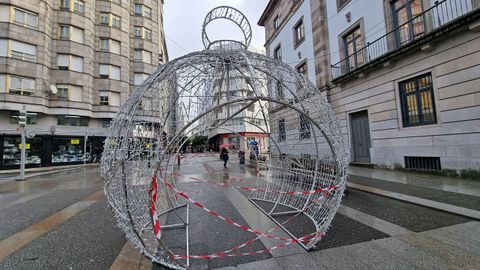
[8,75,35,96]
[111,14,121,28]
[56,84,69,100]
[134,49,142,61]
[57,54,83,72]
[100,12,109,24]
[9,40,36,62]
[134,73,148,85]
[99,90,109,105]
[0,74,6,93]
[134,26,142,38]
[73,0,85,14]
[59,25,83,43]
[13,7,38,28]
[99,64,121,80]
[0,5,9,22]
[100,38,109,51]
[110,39,120,54]
[60,0,70,10]
[144,28,152,40]
[134,4,152,18]
[110,92,120,106]
[69,85,82,102]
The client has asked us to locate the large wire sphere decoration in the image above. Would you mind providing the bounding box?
[101,6,348,270]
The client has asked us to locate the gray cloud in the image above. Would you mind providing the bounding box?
[164,0,269,60]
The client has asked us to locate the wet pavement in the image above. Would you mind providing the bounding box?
[0,158,479,269]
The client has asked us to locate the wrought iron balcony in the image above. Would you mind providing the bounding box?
[331,0,480,81]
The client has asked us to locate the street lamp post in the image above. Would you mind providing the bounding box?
[18,106,27,181]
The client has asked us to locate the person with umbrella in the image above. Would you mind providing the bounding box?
[220,147,229,168]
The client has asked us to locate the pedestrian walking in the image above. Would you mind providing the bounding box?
[220,148,229,168]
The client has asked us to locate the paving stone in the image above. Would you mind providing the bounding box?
[310,244,372,270]
[420,222,480,256]
[373,237,448,270]
[348,240,417,270]
[275,253,334,270]
[237,258,282,270]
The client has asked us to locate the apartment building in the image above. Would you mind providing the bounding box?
[0,0,168,169]
[259,0,480,171]
[327,0,480,171]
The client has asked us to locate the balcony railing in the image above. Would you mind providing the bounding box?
[331,0,479,80]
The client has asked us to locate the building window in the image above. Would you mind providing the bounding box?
[59,25,83,43]
[59,25,70,39]
[392,0,424,46]
[278,119,286,142]
[134,49,142,61]
[293,18,305,45]
[111,14,121,28]
[134,4,142,15]
[296,61,307,78]
[57,54,84,72]
[51,137,85,163]
[100,38,109,51]
[100,13,109,24]
[144,28,152,41]
[13,8,38,28]
[273,15,280,29]
[134,73,148,85]
[60,0,70,10]
[100,39,120,54]
[336,0,352,10]
[10,112,37,125]
[399,73,437,127]
[55,84,69,100]
[3,136,42,165]
[276,80,284,99]
[73,0,85,14]
[144,6,152,18]
[57,115,89,126]
[2,39,37,62]
[99,90,109,105]
[299,113,311,140]
[343,25,364,71]
[101,119,111,128]
[273,44,282,60]
[8,75,35,96]
[99,64,121,80]
[134,26,142,38]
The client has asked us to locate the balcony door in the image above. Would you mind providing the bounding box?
[392,0,425,46]
[343,25,364,72]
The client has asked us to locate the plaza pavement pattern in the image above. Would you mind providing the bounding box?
[0,155,479,270]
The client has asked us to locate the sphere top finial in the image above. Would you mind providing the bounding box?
[202,6,252,50]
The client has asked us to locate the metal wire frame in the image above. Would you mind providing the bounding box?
[101,47,348,269]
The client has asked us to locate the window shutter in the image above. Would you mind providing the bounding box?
[71,27,84,43]
[99,64,109,75]
[11,40,36,55]
[0,39,7,57]
[0,74,5,93]
[57,54,69,67]
[111,66,120,80]
[111,40,120,54]
[69,85,83,102]
[110,92,121,106]
[0,5,9,22]
[71,56,83,72]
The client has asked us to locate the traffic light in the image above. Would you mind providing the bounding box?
[18,109,27,127]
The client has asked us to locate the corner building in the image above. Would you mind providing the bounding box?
[0,0,168,169]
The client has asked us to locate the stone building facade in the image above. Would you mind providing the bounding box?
[0,0,167,169]
[259,0,480,171]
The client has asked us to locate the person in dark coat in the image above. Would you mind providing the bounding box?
[220,148,229,168]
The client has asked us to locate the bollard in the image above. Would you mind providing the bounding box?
[177,154,181,166]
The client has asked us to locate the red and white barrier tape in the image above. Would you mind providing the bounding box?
[148,176,161,240]
[162,169,338,196]
[171,231,324,260]
[157,176,297,242]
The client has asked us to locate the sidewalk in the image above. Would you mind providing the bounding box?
[346,166,480,220]
[214,166,480,270]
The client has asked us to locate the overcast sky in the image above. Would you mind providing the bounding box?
[164,0,270,60]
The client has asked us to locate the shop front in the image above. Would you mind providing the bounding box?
[0,135,105,170]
